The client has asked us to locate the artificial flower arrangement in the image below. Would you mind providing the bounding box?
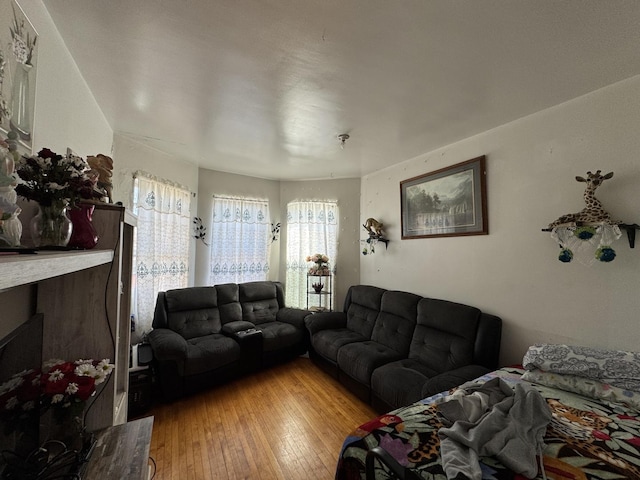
[0,358,114,427]
[10,4,37,67]
[14,148,103,208]
[306,253,330,275]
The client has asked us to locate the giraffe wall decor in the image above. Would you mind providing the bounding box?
[548,170,622,264]
[548,170,619,228]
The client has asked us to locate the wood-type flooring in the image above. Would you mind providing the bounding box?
[146,356,378,480]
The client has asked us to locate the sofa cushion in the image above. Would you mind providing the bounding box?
[258,321,303,353]
[311,328,368,363]
[337,341,403,385]
[410,298,480,373]
[165,286,218,311]
[215,283,243,323]
[345,285,385,339]
[164,287,223,339]
[371,291,421,356]
[239,281,280,324]
[371,358,439,408]
[183,334,241,376]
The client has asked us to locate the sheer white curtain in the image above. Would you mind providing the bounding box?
[132,172,191,341]
[209,196,271,284]
[285,201,338,309]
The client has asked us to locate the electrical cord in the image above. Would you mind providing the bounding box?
[149,455,157,479]
[83,227,120,427]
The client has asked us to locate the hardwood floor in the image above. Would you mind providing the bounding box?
[146,356,378,480]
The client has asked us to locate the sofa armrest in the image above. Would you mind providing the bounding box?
[147,328,189,362]
[304,312,347,335]
[421,364,492,398]
[276,307,310,330]
[221,320,256,335]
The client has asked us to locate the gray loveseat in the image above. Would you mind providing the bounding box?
[148,281,309,399]
[305,285,502,411]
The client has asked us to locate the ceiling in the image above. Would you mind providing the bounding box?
[43,1,640,181]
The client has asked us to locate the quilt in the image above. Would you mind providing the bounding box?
[336,367,640,480]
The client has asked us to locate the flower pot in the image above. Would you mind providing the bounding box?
[30,203,72,247]
[68,203,98,249]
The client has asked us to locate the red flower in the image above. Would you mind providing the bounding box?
[74,376,96,401]
[43,379,69,396]
[37,148,59,160]
[54,362,75,375]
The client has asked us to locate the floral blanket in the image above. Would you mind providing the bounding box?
[336,367,640,480]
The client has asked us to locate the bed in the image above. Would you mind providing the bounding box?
[336,344,640,480]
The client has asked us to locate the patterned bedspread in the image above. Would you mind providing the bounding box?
[336,367,640,479]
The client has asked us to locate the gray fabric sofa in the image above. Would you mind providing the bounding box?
[305,285,502,412]
[148,281,309,399]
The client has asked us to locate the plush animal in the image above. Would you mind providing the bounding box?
[87,154,114,203]
[363,217,384,236]
[548,170,618,228]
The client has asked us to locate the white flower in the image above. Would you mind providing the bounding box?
[96,359,114,375]
[65,383,79,395]
[48,369,64,382]
[75,362,96,377]
[11,37,28,64]
[51,394,64,404]
[93,371,107,385]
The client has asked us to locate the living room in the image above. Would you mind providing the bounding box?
[1,1,640,478]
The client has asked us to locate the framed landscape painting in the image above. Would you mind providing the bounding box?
[400,155,488,239]
[0,0,38,153]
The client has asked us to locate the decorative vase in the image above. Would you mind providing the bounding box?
[10,62,32,141]
[312,283,324,293]
[68,203,98,249]
[30,203,73,248]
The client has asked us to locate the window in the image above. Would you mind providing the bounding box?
[285,201,338,309]
[132,172,191,340]
[209,196,271,284]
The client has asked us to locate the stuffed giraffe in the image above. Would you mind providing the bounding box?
[548,170,619,228]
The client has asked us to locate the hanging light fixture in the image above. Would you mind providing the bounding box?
[337,133,350,149]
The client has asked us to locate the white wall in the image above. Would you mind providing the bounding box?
[17,1,112,157]
[360,75,640,366]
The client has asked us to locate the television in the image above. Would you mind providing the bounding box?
[0,314,43,475]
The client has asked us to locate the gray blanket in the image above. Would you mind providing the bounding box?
[437,377,552,480]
